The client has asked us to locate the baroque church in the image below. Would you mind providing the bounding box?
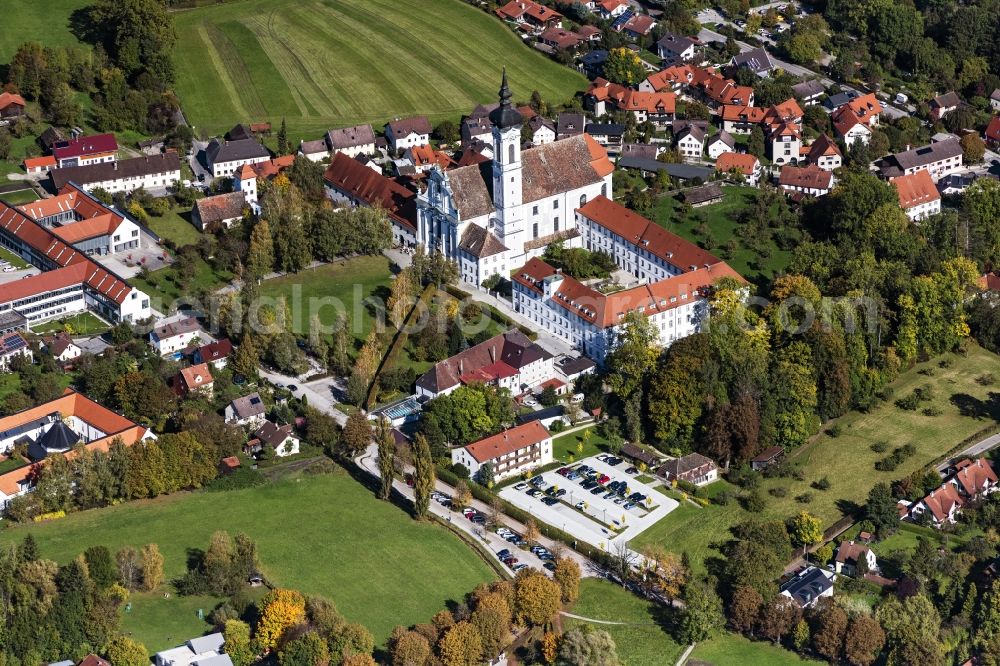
[417,71,614,286]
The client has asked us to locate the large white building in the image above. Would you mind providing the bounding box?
[892,170,941,221]
[18,184,143,256]
[512,196,743,362]
[417,71,614,287]
[451,420,553,482]
[50,153,181,194]
[0,195,151,325]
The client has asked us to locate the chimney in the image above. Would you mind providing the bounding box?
[459,359,463,375]
[490,346,496,362]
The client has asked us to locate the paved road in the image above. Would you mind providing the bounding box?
[937,432,1000,473]
[357,442,600,578]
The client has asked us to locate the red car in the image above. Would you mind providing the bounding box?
[598,474,610,484]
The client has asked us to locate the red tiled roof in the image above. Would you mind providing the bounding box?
[917,483,964,522]
[539,26,583,49]
[180,363,213,391]
[644,65,695,92]
[779,164,833,190]
[50,213,121,243]
[622,14,656,35]
[892,170,939,210]
[715,152,759,176]
[52,133,118,161]
[464,421,551,464]
[408,144,455,169]
[22,155,55,170]
[0,92,25,110]
[953,458,997,497]
[323,152,417,231]
[985,116,1000,144]
[831,93,882,135]
[980,272,1000,291]
[720,104,765,123]
[807,134,842,161]
[197,339,233,363]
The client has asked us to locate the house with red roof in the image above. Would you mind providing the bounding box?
[892,170,940,221]
[805,135,842,171]
[0,92,25,120]
[177,362,214,397]
[513,196,744,361]
[23,155,55,176]
[909,458,998,527]
[985,116,1000,148]
[831,93,882,146]
[496,0,562,28]
[17,183,142,256]
[779,164,834,198]
[451,420,553,481]
[52,133,118,168]
[323,151,418,247]
[715,152,762,185]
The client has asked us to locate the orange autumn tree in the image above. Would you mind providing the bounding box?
[256,588,306,651]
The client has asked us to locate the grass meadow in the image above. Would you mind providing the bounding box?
[0,470,496,652]
[633,343,1000,573]
[172,0,587,141]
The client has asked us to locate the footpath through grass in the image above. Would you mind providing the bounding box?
[563,578,685,666]
[0,469,496,651]
[172,0,586,141]
[633,343,1000,573]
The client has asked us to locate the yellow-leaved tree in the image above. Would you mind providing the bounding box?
[255,588,306,651]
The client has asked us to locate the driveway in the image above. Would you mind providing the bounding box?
[259,367,348,425]
[189,140,213,185]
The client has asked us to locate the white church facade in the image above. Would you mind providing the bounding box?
[417,71,614,287]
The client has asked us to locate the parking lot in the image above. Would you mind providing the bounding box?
[499,455,677,551]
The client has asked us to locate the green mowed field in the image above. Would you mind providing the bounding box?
[691,632,822,665]
[563,579,685,666]
[172,0,587,140]
[259,255,393,350]
[0,188,40,205]
[0,471,496,651]
[633,343,1000,572]
[0,0,88,61]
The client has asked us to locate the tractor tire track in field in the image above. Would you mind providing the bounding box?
[195,21,253,121]
[265,6,328,116]
[205,21,269,118]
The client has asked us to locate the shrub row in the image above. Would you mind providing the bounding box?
[875,443,917,472]
[365,284,436,409]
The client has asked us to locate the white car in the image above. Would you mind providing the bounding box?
[3,266,16,272]
[523,398,538,407]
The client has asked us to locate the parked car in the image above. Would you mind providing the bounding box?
[626,466,639,474]
[555,489,567,498]
[497,549,511,559]
[590,486,605,495]
[514,482,529,491]
[471,514,486,524]
[511,563,529,572]
[543,561,556,571]
[575,501,586,510]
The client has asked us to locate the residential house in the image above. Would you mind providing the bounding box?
[23,155,55,175]
[323,151,418,247]
[515,197,742,360]
[225,392,267,429]
[528,116,556,145]
[539,26,583,51]
[496,0,562,28]
[178,363,214,397]
[834,541,877,577]
[640,64,696,94]
[325,124,377,158]
[656,32,698,62]
[416,329,553,399]
[659,453,719,486]
[779,164,834,198]
[768,122,802,166]
[192,191,247,231]
[577,25,602,42]
[620,442,662,469]
[585,123,625,150]
[805,134,842,171]
[579,50,609,78]
[715,152,762,185]
[991,89,1000,112]
[462,116,493,146]
[50,153,181,194]
[878,138,963,181]
[193,339,233,369]
[937,172,980,195]
[0,332,30,371]
[620,13,657,39]
[780,567,835,608]
[385,116,432,151]
[985,116,1000,148]
[52,134,118,168]
[750,446,784,471]
[556,112,586,140]
[0,92,25,120]
[554,355,596,383]
[621,143,659,161]
[791,80,825,106]
[42,332,81,364]
[696,73,754,108]
[515,405,568,430]
[405,144,455,173]
[909,457,998,526]
[595,0,629,20]
[0,389,155,508]
[78,655,111,666]
[892,170,941,221]
[585,79,676,125]
[451,420,553,482]
[250,420,300,458]
[204,134,270,178]
[676,124,705,160]
[154,633,229,666]
[298,139,329,162]
[731,47,775,77]
[824,90,860,110]
[706,131,735,160]
[720,105,766,135]
[929,91,962,121]
[149,317,203,356]
[831,93,882,146]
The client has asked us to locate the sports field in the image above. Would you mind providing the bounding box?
[172,0,587,140]
[0,470,496,650]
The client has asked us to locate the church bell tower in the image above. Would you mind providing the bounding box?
[489,68,524,247]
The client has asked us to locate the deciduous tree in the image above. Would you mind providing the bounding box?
[727,585,763,634]
[412,433,435,520]
[224,619,255,666]
[558,627,621,666]
[553,556,581,603]
[256,588,307,651]
[679,577,725,643]
[514,570,562,627]
[437,621,483,666]
[811,600,848,661]
[843,613,885,666]
[140,543,164,592]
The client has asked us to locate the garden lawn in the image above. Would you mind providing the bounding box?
[0,245,29,269]
[648,185,791,285]
[172,0,586,141]
[0,0,88,61]
[31,312,110,335]
[259,255,393,350]
[132,258,234,311]
[634,344,1000,573]
[552,427,610,461]
[690,632,822,665]
[0,188,40,205]
[563,578,685,666]
[0,470,495,652]
[147,208,203,248]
